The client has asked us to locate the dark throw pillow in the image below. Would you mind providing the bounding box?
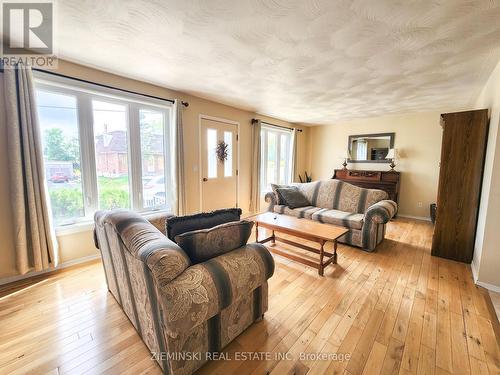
[271,183,298,205]
[166,208,242,242]
[275,187,310,209]
[174,220,254,264]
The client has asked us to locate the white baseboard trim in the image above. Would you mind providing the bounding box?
[0,254,101,286]
[397,214,432,222]
[470,260,500,292]
[476,280,500,293]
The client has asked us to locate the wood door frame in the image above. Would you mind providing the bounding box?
[198,114,240,212]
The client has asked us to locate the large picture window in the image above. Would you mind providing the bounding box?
[35,73,174,227]
[260,124,293,192]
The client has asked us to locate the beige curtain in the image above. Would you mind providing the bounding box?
[249,119,261,213]
[290,128,298,183]
[173,100,186,215]
[3,64,58,274]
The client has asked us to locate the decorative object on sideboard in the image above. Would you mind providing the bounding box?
[342,150,351,170]
[332,169,400,206]
[298,171,312,183]
[386,148,398,171]
[215,141,229,163]
[348,132,395,163]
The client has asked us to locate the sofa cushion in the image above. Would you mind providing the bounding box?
[295,180,388,213]
[273,205,322,219]
[166,208,242,241]
[275,187,310,208]
[312,180,342,209]
[271,183,297,205]
[311,209,364,230]
[174,220,253,263]
[335,182,388,214]
[294,180,334,208]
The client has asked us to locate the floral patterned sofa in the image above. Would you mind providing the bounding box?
[265,179,397,251]
[94,210,274,375]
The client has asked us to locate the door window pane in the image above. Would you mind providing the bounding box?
[224,131,232,177]
[207,128,217,178]
[92,100,130,210]
[37,90,85,226]
[140,109,167,209]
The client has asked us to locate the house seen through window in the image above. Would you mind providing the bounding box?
[35,74,174,226]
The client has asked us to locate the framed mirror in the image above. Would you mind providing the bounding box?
[348,132,395,163]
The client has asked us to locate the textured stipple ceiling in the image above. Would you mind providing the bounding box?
[57,0,500,125]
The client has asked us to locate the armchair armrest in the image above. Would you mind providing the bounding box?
[157,243,274,338]
[94,209,190,285]
[264,191,278,212]
[142,240,191,286]
[364,200,398,224]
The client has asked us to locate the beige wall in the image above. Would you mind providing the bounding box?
[0,60,310,279]
[306,112,443,219]
[473,60,500,289]
[55,61,310,213]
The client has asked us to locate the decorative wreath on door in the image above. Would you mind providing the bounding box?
[216,141,229,163]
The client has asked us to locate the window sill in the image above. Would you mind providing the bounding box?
[55,209,172,236]
[55,222,95,236]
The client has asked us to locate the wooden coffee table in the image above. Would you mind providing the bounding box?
[252,212,349,276]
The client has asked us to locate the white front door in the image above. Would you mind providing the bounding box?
[200,118,238,211]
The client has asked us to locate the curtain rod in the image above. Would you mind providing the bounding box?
[252,118,303,132]
[30,68,189,107]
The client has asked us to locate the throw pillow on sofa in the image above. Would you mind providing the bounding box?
[275,187,311,209]
[174,220,254,263]
[271,183,297,205]
[166,208,242,242]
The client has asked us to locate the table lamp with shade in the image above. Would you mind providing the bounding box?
[386,148,397,171]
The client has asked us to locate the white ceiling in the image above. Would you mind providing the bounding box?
[57,0,500,125]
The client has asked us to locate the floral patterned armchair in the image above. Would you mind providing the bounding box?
[94,210,274,375]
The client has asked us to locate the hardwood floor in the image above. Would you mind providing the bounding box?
[0,218,499,375]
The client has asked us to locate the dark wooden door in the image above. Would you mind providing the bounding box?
[431,109,489,263]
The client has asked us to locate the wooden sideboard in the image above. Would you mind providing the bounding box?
[332,169,401,205]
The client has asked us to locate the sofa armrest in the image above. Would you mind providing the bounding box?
[157,243,274,338]
[364,200,398,224]
[264,191,277,212]
[94,210,190,284]
[142,241,191,286]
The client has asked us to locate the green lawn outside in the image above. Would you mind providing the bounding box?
[49,176,131,224]
[98,176,130,210]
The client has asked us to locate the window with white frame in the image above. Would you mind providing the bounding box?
[260,124,293,192]
[34,73,174,227]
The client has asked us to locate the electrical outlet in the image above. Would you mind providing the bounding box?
[417,202,423,208]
